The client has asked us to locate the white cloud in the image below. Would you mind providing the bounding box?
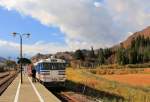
[94,2,102,8]
[105,0,150,33]
[0,39,69,58]
[0,0,150,57]
[0,0,118,48]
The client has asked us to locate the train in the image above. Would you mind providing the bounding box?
[33,57,67,86]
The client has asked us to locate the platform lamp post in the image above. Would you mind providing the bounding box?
[12,32,30,84]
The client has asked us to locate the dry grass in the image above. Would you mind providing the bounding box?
[89,68,150,75]
[144,68,150,73]
[66,67,150,102]
[90,68,150,87]
[101,74,150,87]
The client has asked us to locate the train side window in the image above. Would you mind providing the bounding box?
[40,63,42,69]
[54,63,56,70]
[55,63,58,70]
[43,63,48,70]
[61,63,63,69]
[41,63,43,69]
[49,63,51,70]
[40,63,41,70]
[52,63,54,70]
[41,63,43,70]
[57,63,59,69]
[53,63,56,70]
[53,63,55,70]
[58,63,61,70]
[39,63,40,69]
[48,63,51,70]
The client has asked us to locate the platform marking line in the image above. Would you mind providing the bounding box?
[14,80,21,102]
[28,77,44,102]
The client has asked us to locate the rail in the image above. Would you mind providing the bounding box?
[61,92,79,102]
[0,71,18,95]
[0,72,9,78]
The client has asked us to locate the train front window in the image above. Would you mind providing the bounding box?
[42,62,66,70]
[51,63,65,70]
[43,63,51,70]
[57,63,65,70]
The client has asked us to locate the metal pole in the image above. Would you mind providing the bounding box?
[20,35,23,84]
[12,32,30,84]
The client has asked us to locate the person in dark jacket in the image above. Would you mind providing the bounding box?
[32,68,36,82]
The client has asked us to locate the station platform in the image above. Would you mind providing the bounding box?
[0,74,61,102]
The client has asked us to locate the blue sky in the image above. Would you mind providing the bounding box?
[0,0,150,58]
[0,8,65,44]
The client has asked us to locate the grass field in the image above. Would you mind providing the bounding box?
[101,74,150,87]
[66,67,150,102]
[144,68,150,73]
[90,68,150,87]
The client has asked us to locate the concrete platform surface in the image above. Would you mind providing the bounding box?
[0,74,61,102]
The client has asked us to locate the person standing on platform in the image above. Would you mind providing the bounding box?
[32,68,36,83]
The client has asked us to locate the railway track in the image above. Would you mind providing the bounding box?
[47,87,96,102]
[50,92,79,102]
[0,72,9,79]
[0,71,18,95]
[47,87,78,102]
[60,92,79,102]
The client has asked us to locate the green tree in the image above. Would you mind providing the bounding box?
[128,48,138,64]
[129,35,150,63]
[18,58,31,65]
[103,48,112,59]
[74,50,85,61]
[143,47,150,62]
[97,48,105,65]
[116,47,128,65]
[89,46,96,59]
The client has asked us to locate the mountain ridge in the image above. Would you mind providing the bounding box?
[122,26,150,48]
[31,26,150,63]
[0,57,6,62]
